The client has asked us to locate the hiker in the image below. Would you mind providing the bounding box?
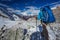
[37,6,55,40]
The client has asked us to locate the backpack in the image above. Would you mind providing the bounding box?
[37,6,55,23]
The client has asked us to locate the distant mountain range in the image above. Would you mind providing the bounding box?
[0,4,37,21]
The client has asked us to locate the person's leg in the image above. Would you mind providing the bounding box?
[42,23,49,40]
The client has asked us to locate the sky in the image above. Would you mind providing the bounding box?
[0,0,60,10]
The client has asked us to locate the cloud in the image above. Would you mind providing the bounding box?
[7,6,40,16]
[0,3,9,7]
[51,7,56,9]
[51,3,60,9]
[7,7,22,14]
[21,6,40,16]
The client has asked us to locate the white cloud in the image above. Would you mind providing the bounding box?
[7,8,22,14]
[26,6,39,10]
[7,6,40,16]
[51,4,60,10]
[51,7,56,9]
[21,6,40,16]
[0,3,9,7]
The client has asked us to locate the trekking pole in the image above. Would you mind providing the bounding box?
[36,17,37,31]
